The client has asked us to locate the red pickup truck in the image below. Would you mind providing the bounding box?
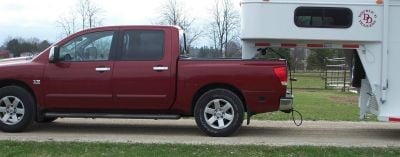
[0,26,292,136]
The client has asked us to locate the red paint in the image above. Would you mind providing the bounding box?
[173,60,287,114]
[389,117,400,122]
[342,44,360,49]
[0,25,287,116]
[307,44,324,48]
[255,43,271,47]
[44,61,114,109]
[281,43,297,48]
[112,27,175,110]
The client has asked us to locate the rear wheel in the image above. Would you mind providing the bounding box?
[194,89,244,137]
[0,86,35,132]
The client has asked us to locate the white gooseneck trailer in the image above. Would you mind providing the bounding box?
[241,0,400,121]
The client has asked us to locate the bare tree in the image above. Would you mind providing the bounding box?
[158,0,202,53]
[57,0,103,37]
[77,0,87,30]
[78,0,103,29]
[209,0,239,58]
[57,11,77,37]
[226,40,241,57]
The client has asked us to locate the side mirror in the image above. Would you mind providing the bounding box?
[49,46,60,63]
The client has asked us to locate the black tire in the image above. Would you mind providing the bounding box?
[36,117,57,123]
[0,86,35,132]
[194,88,244,137]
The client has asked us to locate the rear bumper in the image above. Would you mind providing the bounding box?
[279,93,294,111]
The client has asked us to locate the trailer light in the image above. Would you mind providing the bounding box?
[343,44,360,49]
[255,43,271,47]
[281,43,297,48]
[307,44,324,48]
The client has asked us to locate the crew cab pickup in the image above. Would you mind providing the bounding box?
[0,26,291,136]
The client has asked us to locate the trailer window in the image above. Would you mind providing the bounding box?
[295,7,352,28]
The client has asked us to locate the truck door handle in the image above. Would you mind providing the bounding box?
[95,67,111,73]
[153,66,169,71]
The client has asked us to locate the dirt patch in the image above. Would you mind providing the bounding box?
[328,95,358,105]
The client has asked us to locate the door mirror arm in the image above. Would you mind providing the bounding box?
[49,46,60,63]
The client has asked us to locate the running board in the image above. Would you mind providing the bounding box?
[44,112,181,120]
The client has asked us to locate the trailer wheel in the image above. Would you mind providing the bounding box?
[0,86,35,132]
[194,89,244,137]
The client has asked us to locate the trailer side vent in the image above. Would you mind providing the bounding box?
[294,7,353,28]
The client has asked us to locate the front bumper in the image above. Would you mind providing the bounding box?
[279,93,294,111]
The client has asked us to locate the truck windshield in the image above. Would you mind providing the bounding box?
[179,30,187,55]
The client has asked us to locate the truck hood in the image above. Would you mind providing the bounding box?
[0,57,32,66]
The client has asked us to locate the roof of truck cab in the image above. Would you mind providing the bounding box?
[76,25,181,34]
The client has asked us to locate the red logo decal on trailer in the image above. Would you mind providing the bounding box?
[358,10,377,28]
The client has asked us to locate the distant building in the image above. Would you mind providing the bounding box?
[0,50,10,59]
[20,52,34,57]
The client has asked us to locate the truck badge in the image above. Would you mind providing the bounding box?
[33,80,41,85]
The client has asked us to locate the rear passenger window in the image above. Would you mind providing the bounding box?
[120,30,165,60]
[294,7,353,28]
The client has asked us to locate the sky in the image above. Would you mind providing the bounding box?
[0,0,241,46]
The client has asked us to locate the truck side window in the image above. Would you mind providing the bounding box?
[59,31,114,62]
[294,7,352,28]
[121,30,165,60]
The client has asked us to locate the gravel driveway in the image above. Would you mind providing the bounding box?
[1,118,400,147]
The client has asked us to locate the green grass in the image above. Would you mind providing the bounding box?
[253,90,365,121]
[0,141,399,157]
[254,72,375,121]
[291,72,325,89]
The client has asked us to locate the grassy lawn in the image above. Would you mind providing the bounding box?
[291,72,325,89]
[1,141,399,157]
[254,72,376,121]
[253,90,363,121]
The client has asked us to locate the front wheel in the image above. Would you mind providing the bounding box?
[0,86,35,132]
[194,89,244,137]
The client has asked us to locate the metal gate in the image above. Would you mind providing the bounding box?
[324,58,351,91]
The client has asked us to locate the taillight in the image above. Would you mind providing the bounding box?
[273,67,288,86]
